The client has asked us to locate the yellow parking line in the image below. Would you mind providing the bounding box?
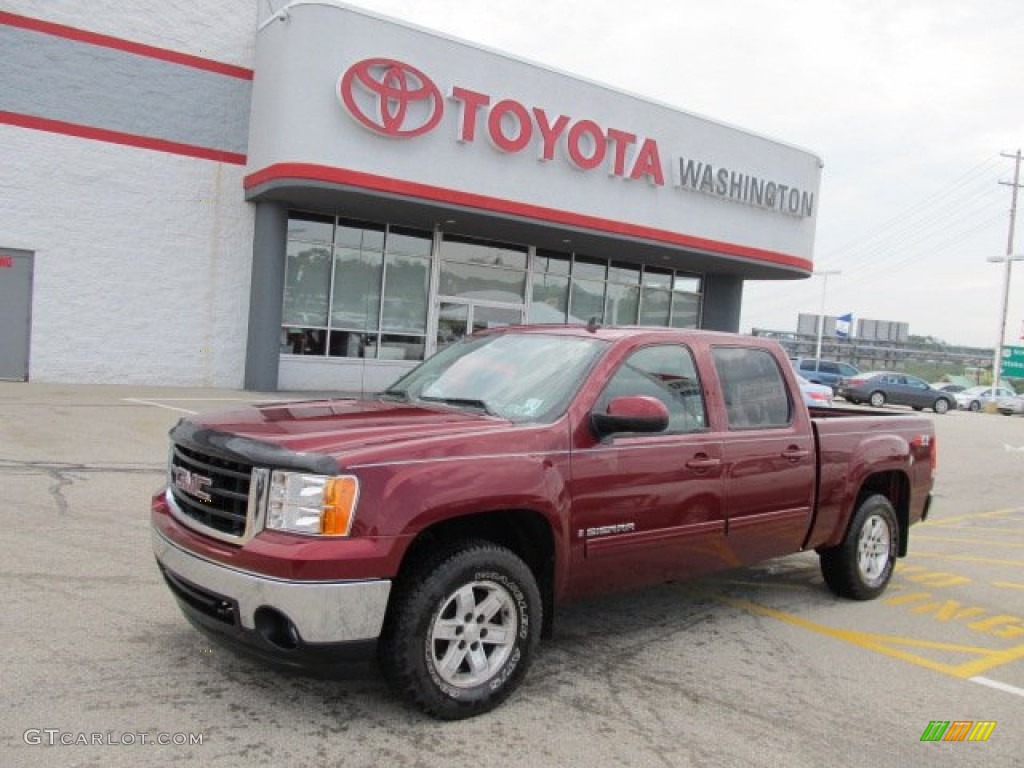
[914,552,1024,568]
[927,508,1019,526]
[927,526,1024,536]
[913,535,1024,549]
[723,597,1024,680]
[993,582,1024,590]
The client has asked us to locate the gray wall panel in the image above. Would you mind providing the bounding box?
[0,25,250,155]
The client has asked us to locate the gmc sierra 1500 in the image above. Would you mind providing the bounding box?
[152,326,935,718]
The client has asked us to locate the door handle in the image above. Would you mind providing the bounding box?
[781,447,809,462]
[685,455,722,471]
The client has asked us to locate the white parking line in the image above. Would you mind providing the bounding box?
[122,398,197,415]
[970,676,1024,698]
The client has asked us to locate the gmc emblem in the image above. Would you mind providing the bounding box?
[172,467,213,501]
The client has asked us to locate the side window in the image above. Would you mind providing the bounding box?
[821,362,839,375]
[712,347,792,430]
[596,345,707,433]
[799,360,815,372]
[839,363,858,376]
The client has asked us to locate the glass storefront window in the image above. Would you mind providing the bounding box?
[605,282,639,325]
[570,278,605,323]
[280,211,708,365]
[439,260,526,303]
[573,256,606,281]
[284,214,429,361]
[382,252,430,334]
[535,250,571,275]
[331,247,383,332]
[671,291,701,328]
[639,287,671,325]
[442,236,527,270]
[674,275,701,294]
[643,268,672,289]
[608,261,641,285]
[287,212,333,244]
[529,273,569,324]
[282,241,332,327]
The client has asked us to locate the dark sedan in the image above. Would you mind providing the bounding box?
[840,371,955,413]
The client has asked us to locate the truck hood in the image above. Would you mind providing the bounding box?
[170,398,512,473]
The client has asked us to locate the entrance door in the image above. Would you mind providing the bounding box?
[0,250,33,381]
[435,299,523,350]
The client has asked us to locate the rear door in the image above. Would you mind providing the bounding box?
[710,345,815,564]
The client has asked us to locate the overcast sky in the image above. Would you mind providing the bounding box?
[343,0,1023,348]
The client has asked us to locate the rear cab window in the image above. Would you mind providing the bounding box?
[712,347,792,430]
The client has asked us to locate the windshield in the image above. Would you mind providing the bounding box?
[383,333,608,423]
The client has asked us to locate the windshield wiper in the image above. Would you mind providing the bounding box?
[379,388,410,402]
[419,395,496,416]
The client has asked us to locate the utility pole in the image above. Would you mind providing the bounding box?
[993,150,1022,392]
[814,270,841,361]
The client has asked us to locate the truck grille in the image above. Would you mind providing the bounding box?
[169,444,252,539]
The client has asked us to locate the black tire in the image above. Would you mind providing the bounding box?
[969,400,980,412]
[378,540,541,720]
[819,494,899,600]
[933,398,950,415]
[869,391,886,408]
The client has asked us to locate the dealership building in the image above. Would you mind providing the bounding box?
[0,1,822,391]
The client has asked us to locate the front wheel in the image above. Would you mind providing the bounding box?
[969,400,981,412]
[869,391,886,408]
[379,541,542,720]
[819,494,899,600]
[933,398,950,414]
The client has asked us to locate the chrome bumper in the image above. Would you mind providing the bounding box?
[152,530,391,644]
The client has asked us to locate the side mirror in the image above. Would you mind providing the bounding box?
[590,396,670,438]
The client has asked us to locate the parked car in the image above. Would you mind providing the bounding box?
[797,374,834,408]
[954,385,1017,412]
[792,358,860,393]
[996,394,1024,416]
[840,371,955,413]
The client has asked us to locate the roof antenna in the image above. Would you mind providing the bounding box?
[586,316,601,333]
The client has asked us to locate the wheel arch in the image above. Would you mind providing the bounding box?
[395,509,557,637]
[854,471,911,557]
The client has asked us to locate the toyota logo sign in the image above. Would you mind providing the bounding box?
[338,58,443,138]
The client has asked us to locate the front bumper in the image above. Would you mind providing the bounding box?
[153,529,391,663]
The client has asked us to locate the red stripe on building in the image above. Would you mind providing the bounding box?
[0,11,253,80]
[245,163,813,272]
[0,111,247,165]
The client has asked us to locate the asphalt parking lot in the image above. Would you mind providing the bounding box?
[2,382,1022,767]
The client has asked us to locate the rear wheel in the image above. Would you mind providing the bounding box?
[378,540,541,720]
[933,398,950,414]
[820,494,899,600]
[869,391,886,408]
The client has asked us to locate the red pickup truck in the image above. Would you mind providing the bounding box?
[151,326,936,719]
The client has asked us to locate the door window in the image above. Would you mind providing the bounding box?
[712,347,792,429]
[596,345,707,432]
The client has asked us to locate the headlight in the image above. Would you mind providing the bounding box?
[266,471,359,536]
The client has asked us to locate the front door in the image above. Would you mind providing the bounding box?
[569,343,729,598]
[0,250,33,381]
[435,299,523,350]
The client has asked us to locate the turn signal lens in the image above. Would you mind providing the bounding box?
[322,476,359,536]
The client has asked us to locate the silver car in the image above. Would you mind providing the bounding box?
[955,386,1017,412]
[997,395,1024,416]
